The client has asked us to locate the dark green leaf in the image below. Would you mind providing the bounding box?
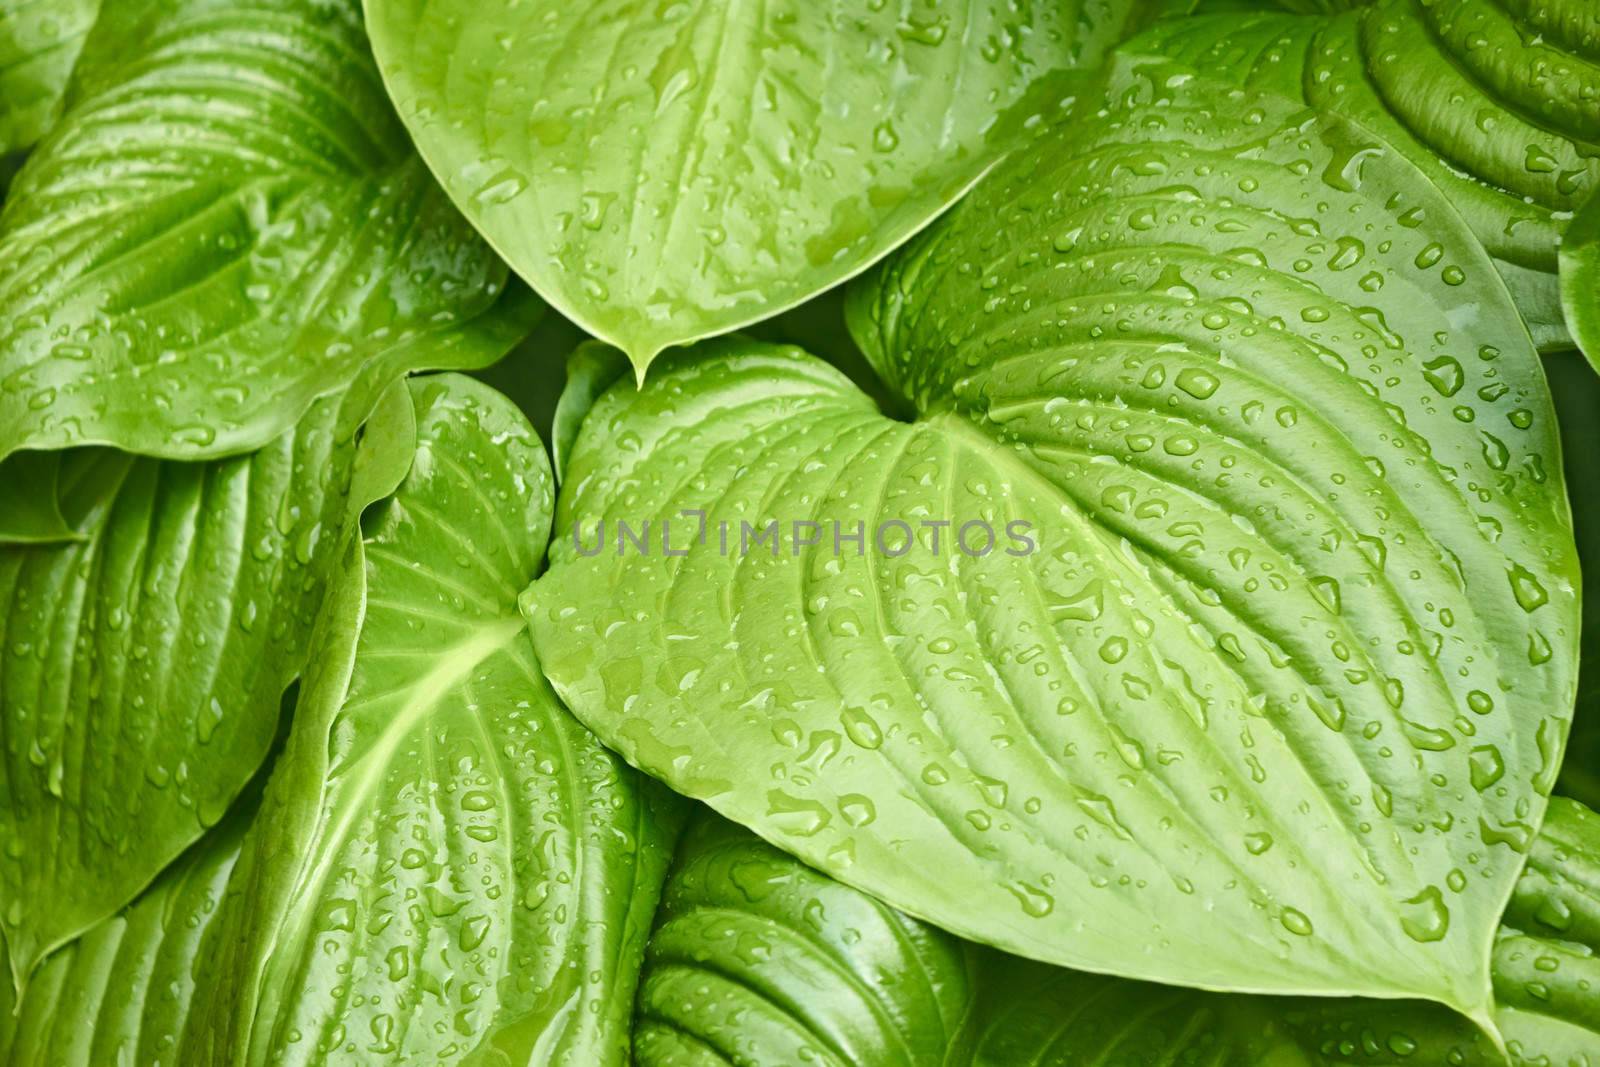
[186,375,685,1066]
[365,0,1179,376]
[527,60,1577,1024]
[0,0,539,472]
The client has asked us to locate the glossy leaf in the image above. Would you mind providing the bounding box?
[0,0,99,158]
[635,811,981,1067]
[974,798,1600,1066]
[186,375,685,1066]
[0,0,539,470]
[0,807,249,1067]
[1560,191,1600,374]
[1130,0,1600,351]
[527,60,1577,1022]
[1547,352,1600,809]
[0,394,365,988]
[365,0,1179,376]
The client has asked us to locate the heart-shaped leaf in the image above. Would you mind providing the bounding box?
[636,810,981,1067]
[1130,0,1600,352]
[186,375,685,1066]
[527,59,1577,1023]
[364,0,1180,377]
[0,393,369,988]
[0,0,539,472]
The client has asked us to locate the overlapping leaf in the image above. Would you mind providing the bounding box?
[1133,0,1600,351]
[0,0,538,475]
[186,375,684,1066]
[365,0,1184,375]
[0,808,249,1066]
[0,394,364,988]
[0,0,99,162]
[635,811,981,1067]
[528,58,1576,1023]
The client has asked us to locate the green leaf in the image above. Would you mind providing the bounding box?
[187,374,685,1066]
[552,342,629,485]
[1545,352,1600,810]
[0,0,100,158]
[0,394,370,988]
[1560,191,1600,374]
[973,798,1600,1065]
[0,0,540,470]
[0,807,250,1067]
[364,0,1175,377]
[1129,0,1600,351]
[527,60,1577,1022]
[635,810,981,1067]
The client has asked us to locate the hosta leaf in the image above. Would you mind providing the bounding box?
[1560,191,1600,373]
[0,393,370,988]
[187,374,684,1066]
[635,811,981,1067]
[0,0,539,471]
[364,0,1179,377]
[527,60,1577,1022]
[1546,352,1600,809]
[975,798,1600,1065]
[0,807,249,1067]
[0,0,99,160]
[1130,0,1600,351]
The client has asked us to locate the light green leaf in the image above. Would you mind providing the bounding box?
[187,374,685,1066]
[364,0,1178,377]
[0,0,540,471]
[635,810,981,1067]
[0,0,99,159]
[527,60,1577,1022]
[0,806,250,1067]
[973,798,1600,1065]
[1130,0,1600,351]
[0,393,371,988]
[1560,191,1600,373]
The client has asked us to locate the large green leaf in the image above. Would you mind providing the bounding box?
[0,807,249,1066]
[632,803,1600,1067]
[186,374,685,1066]
[0,0,539,473]
[975,797,1600,1065]
[635,810,981,1067]
[527,59,1577,1024]
[364,0,1181,377]
[0,393,370,988]
[0,0,99,160]
[1130,0,1600,351]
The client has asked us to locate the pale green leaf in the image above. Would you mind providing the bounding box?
[0,0,540,471]
[527,60,1577,1022]
[186,374,685,1066]
[364,0,1177,376]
